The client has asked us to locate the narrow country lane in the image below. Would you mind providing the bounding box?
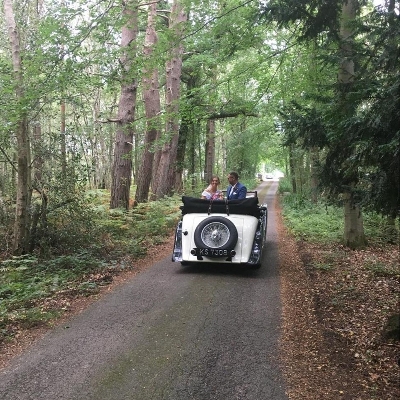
[0,181,288,400]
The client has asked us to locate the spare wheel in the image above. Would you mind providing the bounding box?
[194,216,238,250]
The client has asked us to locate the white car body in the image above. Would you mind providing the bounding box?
[172,195,268,268]
[181,213,259,263]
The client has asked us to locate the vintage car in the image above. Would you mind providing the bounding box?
[172,192,268,268]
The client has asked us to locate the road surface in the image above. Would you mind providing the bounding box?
[0,180,288,400]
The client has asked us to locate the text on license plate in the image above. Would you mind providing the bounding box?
[192,248,233,257]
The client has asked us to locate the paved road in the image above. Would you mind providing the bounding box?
[0,181,288,400]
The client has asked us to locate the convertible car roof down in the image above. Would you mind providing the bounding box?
[180,196,261,218]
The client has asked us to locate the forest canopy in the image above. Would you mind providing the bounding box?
[0,0,398,254]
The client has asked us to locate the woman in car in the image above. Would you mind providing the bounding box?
[201,176,224,200]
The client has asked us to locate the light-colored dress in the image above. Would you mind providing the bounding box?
[201,189,223,200]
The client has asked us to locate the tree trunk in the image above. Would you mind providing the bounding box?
[175,123,187,193]
[4,0,32,255]
[289,145,297,194]
[150,129,162,199]
[32,123,43,185]
[176,69,201,193]
[154,0,186,199]
[135,2,161,204]
[310,147,319,203]
[338,0,356,89]
[204,119,216,183]
[60,101,67,178]
[30,122,46,252]
[343,188,366,249]
[110,1,138,209]
[339,0,366,248]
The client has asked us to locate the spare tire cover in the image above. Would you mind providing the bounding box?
[194,216,238,250]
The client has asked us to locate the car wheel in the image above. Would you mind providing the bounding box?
[194,216,238,250]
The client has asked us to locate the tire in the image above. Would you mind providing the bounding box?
[194,216,238,250]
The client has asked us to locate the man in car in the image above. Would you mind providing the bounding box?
[226,171,247,200]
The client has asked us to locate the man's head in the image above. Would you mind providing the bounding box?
[227,171,239,185]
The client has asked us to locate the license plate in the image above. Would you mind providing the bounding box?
[191,248,233,257]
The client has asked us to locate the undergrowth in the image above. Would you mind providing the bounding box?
[0,192,182,343]
[281,194,344,243]
[281,193,398,245]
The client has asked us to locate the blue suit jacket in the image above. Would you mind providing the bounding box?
[226,182,247,200]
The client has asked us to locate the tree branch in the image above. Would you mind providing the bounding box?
[208,110,259,119]
[0,145,17,173]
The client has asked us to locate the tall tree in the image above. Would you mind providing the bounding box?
[110,0,138,209]
[260,0,375,247]
[135,2,161,204]
[204,118,216,183]
[338,0,366,248]
[153,0,187,199]
[4,0,32,254]
[178,66,202,191]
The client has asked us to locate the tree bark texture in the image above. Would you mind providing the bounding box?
[289,145,297,194]
[339,0,366,248]
[110,1,138,209]
[4,0,32,255]
[310,147,319,203]
[338,0,356,88]
[343,188,366,249]
[176,70,201,192]
[174,123,187,194]
[154,0,186,199]
[135,2,161,204]
[204,119,216,184]
[60,101,67,178]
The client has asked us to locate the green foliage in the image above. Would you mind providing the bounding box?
[363,212,399,245]
[100,195,181,257]
[270,3,400,221]
[2,0,397,342]
[281,194,344,243]
[182,177,205,198]
[279,102,327,149]
[277,177,292,194]
[281,193,399,245]
[243,178,260,192]
[25,180,103,256]
[0,252,107,341]
[0,192,182,342]
[259,0,342,40]
[364,259,399,278]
